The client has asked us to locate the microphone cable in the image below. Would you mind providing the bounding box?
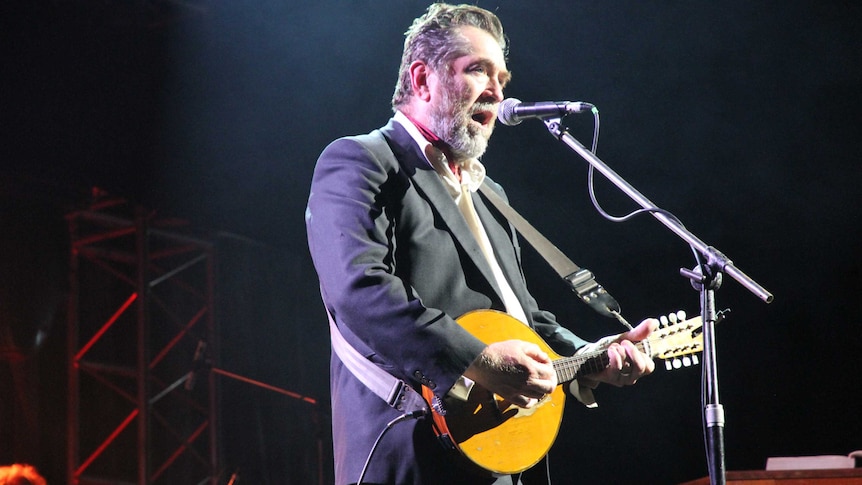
[583,108,690,236]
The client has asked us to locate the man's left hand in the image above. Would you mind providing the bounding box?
[581,318,659,388]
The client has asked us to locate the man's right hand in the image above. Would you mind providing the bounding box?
[462,340,557,408]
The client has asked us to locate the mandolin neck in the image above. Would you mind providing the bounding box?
[554,340,650,383]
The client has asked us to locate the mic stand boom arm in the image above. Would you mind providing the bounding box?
[542,117,773,485]
[543,117,772,303]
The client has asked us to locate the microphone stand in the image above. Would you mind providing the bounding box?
[541,117,773,485]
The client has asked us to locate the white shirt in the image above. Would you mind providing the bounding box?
[393,110,528,325]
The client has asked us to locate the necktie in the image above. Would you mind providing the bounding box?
[456,170,529,325]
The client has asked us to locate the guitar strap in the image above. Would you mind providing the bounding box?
[325,306,429,416]
[477,183,630,327]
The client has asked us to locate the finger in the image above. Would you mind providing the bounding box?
[508,394,538,409]
[618,370,631,383]
[606,344,626,371]
[618,354,633,376]
[630,343,655,374]
[643,358,655,374]
[535,361,558,386]
[522,387,549,399]
[641,317,659,333]
[618,341,642,374]
[622,340,653,374]
[619,318,659,342]
[496,387,527,407]
[525,372,556,395]
[522,343,551,364]
[619,342,655,378]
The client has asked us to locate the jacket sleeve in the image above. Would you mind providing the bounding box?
[305,134,486,399]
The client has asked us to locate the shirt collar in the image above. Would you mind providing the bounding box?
[393,110,486,193]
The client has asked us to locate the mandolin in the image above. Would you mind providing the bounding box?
[422,309,703,476]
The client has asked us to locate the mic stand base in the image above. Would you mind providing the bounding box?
[706,412,726,485]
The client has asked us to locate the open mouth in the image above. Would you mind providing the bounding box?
[470,110,495,126]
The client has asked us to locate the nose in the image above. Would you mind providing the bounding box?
[485,77,504,103]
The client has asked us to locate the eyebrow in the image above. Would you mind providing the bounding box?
[499,68,512,88]
[472,58,512,87]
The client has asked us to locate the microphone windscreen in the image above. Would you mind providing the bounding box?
[497,98,522,126]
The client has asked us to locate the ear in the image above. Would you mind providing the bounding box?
[408,60,433,102]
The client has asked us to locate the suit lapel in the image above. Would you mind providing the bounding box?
[379,121,505,301]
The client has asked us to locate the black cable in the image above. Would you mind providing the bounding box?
[355,410,427,485]
[578,107,686,226]
[579,107,702,262]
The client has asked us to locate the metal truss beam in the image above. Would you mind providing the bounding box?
[67,197,218,485]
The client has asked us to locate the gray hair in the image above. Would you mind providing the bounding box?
[391,3,508,109]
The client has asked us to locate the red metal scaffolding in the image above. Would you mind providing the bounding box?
[66,196,218,485]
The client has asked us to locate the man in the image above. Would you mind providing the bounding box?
[305,4,657,484]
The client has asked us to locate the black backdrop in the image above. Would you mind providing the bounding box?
[3,1,861,483]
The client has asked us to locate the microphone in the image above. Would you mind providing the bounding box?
[497,98,594,126]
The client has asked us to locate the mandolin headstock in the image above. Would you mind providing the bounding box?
[646,311,704,370]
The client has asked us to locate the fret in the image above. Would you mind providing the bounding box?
[552,338,662,383]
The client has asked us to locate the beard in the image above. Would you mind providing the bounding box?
[428,75,495,160]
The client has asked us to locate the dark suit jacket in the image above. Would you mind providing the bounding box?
[306,119,587,484]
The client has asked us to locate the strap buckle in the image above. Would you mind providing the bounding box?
[566,268,622,319]
[387,381,429,416]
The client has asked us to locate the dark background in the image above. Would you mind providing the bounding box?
[2,1,861,483]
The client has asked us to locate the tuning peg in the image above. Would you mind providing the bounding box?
[672,358,682,369]
[668,312,678,324]
[659,315,669,327]
[692,355,699,365]
[682,356,692,367]
[676,310,686,322]
[665,360,673,371]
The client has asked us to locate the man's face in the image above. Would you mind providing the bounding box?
[428,26,510,160]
